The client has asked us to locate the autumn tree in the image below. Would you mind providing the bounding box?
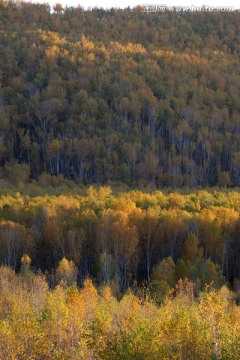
[56,257,78,287]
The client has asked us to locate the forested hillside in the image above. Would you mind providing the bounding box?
[0,1,240,186]
[1,4,240,355]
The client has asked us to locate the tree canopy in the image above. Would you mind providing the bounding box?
[0,2,239,187]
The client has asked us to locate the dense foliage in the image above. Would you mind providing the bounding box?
[0,185,240,292]
[1,2,240,354]
[0,267,240,359]
[0,1,240,186]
